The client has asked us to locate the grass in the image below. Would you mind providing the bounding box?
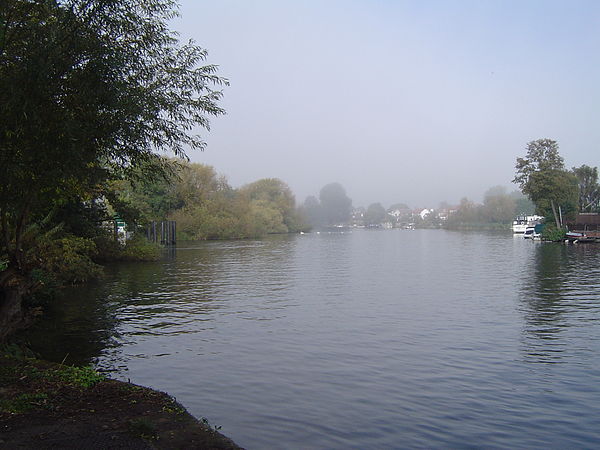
[0,392,49,414]
[129,417,159,440]
[49,364,105,388]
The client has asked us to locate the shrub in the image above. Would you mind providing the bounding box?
[93,232,124,262]
[541,224,566,242]
[93,232,160,262]
[38,235,103,284]
[120,235,161,261]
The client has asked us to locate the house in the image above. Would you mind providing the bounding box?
[418,208,433,220]
[568,213,600,232]
[387,206,412,222]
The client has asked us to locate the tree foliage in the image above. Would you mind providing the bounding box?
[443,189,532,229]
[298,183,353,228]
[1,0,226,264]
[0,0,226,339]
[513,139,564,190]
[298,196,322,228]
[318,183,352,226]
[364,203,388,225]
[120,162,307,240]
[572,165,600,212]
[482,186,516,224]
[513,139,578,227]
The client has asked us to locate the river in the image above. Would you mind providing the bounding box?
[24,229,600,448]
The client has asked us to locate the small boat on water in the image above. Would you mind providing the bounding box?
[565,213,600,243]
[565,231,600,243]
[512,215,544,233]
[523,224,544,240]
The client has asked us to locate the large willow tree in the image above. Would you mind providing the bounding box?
[0,0,227,339]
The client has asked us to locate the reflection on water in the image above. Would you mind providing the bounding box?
[23,231,600,449]
[518,242,600,363]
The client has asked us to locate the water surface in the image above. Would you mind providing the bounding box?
[27,230,600,448]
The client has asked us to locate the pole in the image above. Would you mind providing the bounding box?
[559,205,563,228]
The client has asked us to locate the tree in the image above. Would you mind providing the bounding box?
[299,196,323,228]
[513,139,577,228]
[482,186,516,224]
[445,197,478,226]
[572,165,600,212]
[510,190,535,215]
[163,163,246,240]
[513,139,565,188]
[319,183,352,226]
[0,0,226,339]
[364,203,388,225]
[240,178,303,233]
[526,169,578,225]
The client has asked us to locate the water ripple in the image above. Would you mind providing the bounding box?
[24,231,600,449]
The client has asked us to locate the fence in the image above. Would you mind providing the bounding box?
[146,221,176,246]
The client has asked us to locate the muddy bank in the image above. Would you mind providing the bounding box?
[0,354,242,449]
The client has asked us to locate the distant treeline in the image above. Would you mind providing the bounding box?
[297,184,535,230]
[110,160,308,239]
[442,187,535,230]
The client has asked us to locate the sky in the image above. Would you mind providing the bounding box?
[172,0,600,209]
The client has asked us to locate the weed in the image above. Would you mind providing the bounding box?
[0,361,41,384]
[161,396,186,415]
[51,365,105,388]
[0,393,49,414]
[129,417,159,440]
[1,343,37,360]
[201,416,222,431]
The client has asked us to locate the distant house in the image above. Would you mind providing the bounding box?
[351,207,366,227]
[387,206,412,221]
[437,208,456,221]
[419,208,433,220]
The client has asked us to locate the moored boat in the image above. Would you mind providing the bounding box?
[512,215,544,233]
[523,223,544,240]
[565,231,600,243]
[565,213,600,243]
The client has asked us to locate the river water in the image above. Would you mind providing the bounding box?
[25,229,600,448]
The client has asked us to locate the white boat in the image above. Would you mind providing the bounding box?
[523,223,544,240]
[512,215,544,233]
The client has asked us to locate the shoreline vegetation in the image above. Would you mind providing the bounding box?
[2,0,600,444]
[0,349,242,449]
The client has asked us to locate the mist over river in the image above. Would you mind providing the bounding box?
[26,229,600,448]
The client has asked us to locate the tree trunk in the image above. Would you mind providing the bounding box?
[0,269,33,342]
[550,200,561,228]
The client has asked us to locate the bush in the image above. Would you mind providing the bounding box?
[541,224,566,242]
[93,232,123,262]
[120,235,161,261]
[38,235,103,285]
[93,232,160,262]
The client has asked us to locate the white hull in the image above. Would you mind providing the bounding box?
[512,224,528,233]
[512,215,544,234]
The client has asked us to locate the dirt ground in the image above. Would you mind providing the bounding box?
[0,354,242,449]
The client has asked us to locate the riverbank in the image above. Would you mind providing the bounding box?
[0,352,242,449]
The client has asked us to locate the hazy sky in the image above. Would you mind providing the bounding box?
[172,0,600,209]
